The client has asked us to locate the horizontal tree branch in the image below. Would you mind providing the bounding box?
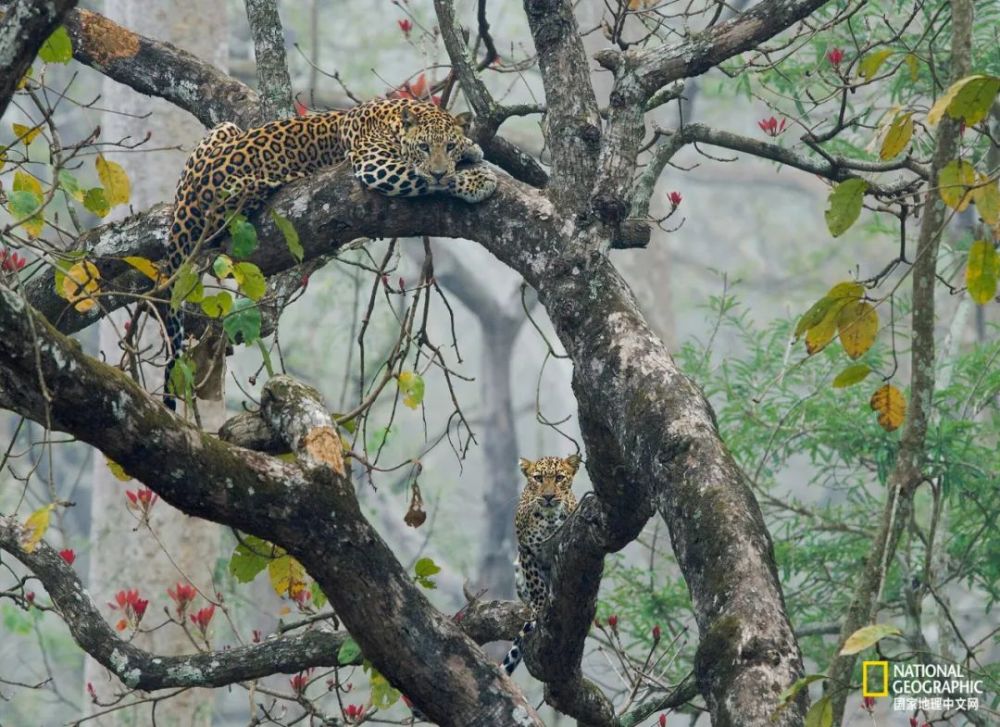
[0,516,527,690]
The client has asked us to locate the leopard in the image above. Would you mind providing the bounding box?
[162,98,497,408]
[501,453,581,676]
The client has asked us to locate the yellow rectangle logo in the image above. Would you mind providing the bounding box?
[862,660,889,697]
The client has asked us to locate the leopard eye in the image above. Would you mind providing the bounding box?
[419,142,430,153]
[554,474,565,482]
[446,142,456,152]
[533,474,544,482]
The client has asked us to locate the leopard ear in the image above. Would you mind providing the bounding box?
[565,453,582,473]
[453,111,473,131]
[400,105,417,131]
[519,458,532,475]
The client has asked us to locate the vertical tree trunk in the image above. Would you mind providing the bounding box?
[83,2,228,725]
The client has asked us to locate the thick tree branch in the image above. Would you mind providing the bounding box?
[0,286,542,726]
[64,8,264,128]
[522,0,601,209]
[0,0,77,118]
[243,0,294,120]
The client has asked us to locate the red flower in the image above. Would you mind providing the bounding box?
[125,487,158,516]
[909,718,918,727]
[652,624,662,642]
[758,116,787,137]
[861,695,876,712]
[667,191,682,207]
[293,99,309,117]
[0,248,26,272]
[301,274,310,289]
[87,681,97,702]
[398,18,413,36]
[25,591,35,604]
[252,629,262,643]
[109,588,149,629]
[59,548,76,565]
[659,714,667,727]
[608,614,619,632]
[344,704,365,721]
[393,72,429,101]
[826,47,844,66]
[189,604,215,635]
[167,582,197,616]
[289,668,313,694]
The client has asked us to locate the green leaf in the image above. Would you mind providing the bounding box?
[805,695,833,727]
[366,425,392,452]
[270,210,303,262]
[228,214,258,259]
[213,254,234,279]
[309,581,328,609]
[938,160,976,212]
[233,261,266,301]
[200,291,234,318]
[778,673,827,705]
[858,49,892,80]
[397,370,425,409]
[167,355,195,404]
[38,26,73,64]
[171,263,204,310]
[928,75,1000,126]
[83,187,110,218]
[8,190,41,219]
[973,176,1000,225]
[414,556,441,589]
[2,603,34,635]
[794,297,836,340]
[832,363,872,388]
[839,623,902,655]
[57,170,85,202]
[337,637,362,665]
[229,535,273,583]
[824,178,867,237]
[223,298,262,344]
[966,240,998,305]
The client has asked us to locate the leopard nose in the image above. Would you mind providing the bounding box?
[431,170,446,181]
[542,494,556,505]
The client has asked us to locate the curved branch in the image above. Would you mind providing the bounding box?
[0,286,542,726]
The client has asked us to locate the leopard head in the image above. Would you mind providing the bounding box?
[518,454,581,511]
[398,105,474,191]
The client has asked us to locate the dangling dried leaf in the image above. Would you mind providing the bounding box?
[870,384,906,432]
[404,481,426,528]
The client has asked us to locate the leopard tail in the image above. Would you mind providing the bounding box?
[501,619,536,675]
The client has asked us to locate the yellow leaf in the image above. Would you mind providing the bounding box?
[858,49,893,80]
[12,123,41,145]
[837,301,878,359]
[801,282,864,354]
[95,155,131,207]
[61,261,101,313]
[966,240,998,305]
[267,554,306,598]
[870,384,906,432]
[105,457,132,482]
[123,256,164,284]
[880,112,913,160]
[972,175,999,226]
[938,160,976,212]
[927,74,1000,127]
[805,695,833,727]
[16,66,33,90]
[805,306,839,355]
[21,504,55,553]
[0,147,6,172]
[13,170,42,198]
[904,53,919,82]
[839,623,902,655]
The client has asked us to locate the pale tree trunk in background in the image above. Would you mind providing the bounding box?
[83,1,228,724]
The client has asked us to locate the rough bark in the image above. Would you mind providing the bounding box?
[243,0,293,119]
[0,0,77,118]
